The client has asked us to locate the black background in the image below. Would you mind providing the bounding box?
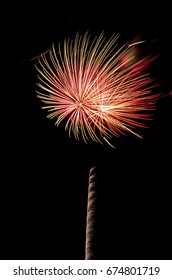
[3,2,172,260]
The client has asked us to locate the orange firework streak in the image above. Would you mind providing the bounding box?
[35,32,159,148]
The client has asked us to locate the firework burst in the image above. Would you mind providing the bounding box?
[35,31,158,147]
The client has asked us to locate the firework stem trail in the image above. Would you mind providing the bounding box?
[85,166,98,260]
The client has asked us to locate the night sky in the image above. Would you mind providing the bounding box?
[3,3,172,260]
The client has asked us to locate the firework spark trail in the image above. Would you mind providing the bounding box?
[85,166,97,260]
[35,31,159,146]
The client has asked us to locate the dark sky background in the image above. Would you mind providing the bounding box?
[3,3,172,260]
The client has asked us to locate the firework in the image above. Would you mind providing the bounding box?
[35,32,158,146]
[85,166,97,260]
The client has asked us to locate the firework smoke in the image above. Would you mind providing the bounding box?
[35,31,159,147]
